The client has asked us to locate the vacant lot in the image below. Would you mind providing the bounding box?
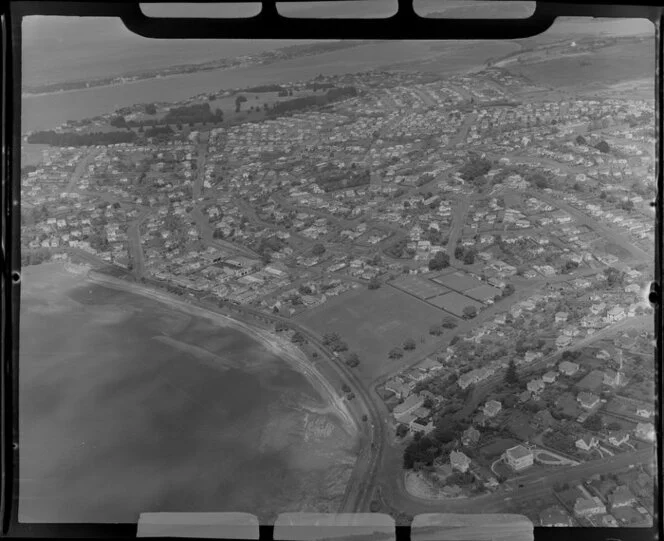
[479,438,521,460]
[429,291,483,317]
[299,286,446,382]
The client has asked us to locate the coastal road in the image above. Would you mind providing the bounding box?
[382,447,655,516]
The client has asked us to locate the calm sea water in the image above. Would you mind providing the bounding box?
[19,265,354,523]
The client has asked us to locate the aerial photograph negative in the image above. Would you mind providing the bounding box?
[18,0,657,532]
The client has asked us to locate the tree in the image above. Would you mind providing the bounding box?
[144,103,157,115]
[428,251,450,271]
[462,306,477,319]
[454,245,465,259]
[389,347,404,359]
[312,243,326,256]
[595,140,611,153]
[502,283,515,296]
[403,338,416,351]
[396,424,409,438]
[504,359,519,386]
[607,421,622,431]
[346,352,360,368]
[291,331,307,345]
[463,248,477,265]
[584,415,604,431]
[323,332,341,345]
[575,135,587,145]
[341,383,351,393]
[429,324,444,336]
[368,276,381,290]
[442,316,458,329]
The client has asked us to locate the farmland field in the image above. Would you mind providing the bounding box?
[297,286,445,382]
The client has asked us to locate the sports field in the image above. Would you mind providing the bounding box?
[428,291,483,317]
[299,286,445,382]
[391,275,450,300]
[465,284,502,303]
[432,271,483,292]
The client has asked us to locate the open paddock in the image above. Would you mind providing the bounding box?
[478,437,522,460]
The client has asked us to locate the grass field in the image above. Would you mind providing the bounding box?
[298,286,446,382]
[391,275,450,300]
[479,438,521,459]
[429,291,483,317]
[433,271,483,292]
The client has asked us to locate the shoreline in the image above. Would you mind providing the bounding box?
[83,269,359,439]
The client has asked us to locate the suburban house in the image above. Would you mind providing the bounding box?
[542,371,558,384]
[554,311,569,324]
[483,400,502,418]
[393,394,424,420]
[605,306,626,323]
[577,392,600,409]
[385,377,413,399]
[636,406,654,418]
[527,378,545,394]
[574,496,607,517]
[519,390,532,403]
[607,430,630,447]
[450,450,471,473]
[410,418,434,435]
[461,426,481,447]
[603,369,624,387]
[559,360,579,376]
[504,445,534,471]
[556,335,573,348]
[576,434,599,451]
[635,422,656,442]
[609,485,637,510]
[540,507,573,527]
